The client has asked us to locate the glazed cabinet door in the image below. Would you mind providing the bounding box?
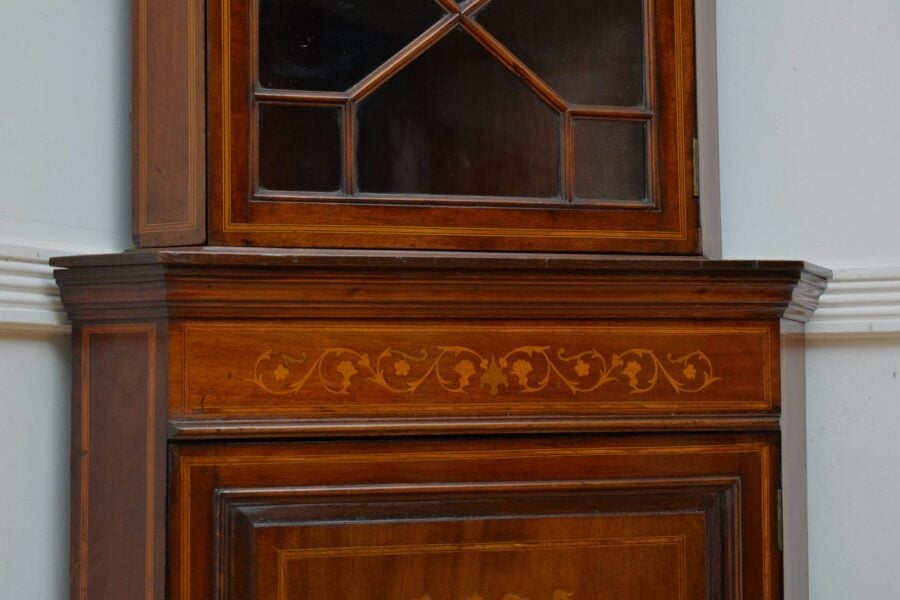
[204,0,698,252]
[170,434,781,600]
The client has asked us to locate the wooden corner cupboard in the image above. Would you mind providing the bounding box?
[52,1,828,599]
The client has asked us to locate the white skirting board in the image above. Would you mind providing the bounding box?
[806,266,900,336]
[1,238,899,336]
[0,238,114,334]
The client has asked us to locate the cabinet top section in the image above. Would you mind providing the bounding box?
[53,250,829,323]
[134,0,711,254]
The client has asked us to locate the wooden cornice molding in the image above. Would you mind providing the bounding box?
[52,249,829,323]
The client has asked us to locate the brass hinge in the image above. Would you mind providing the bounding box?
[692,138,700,197]
[777,488,784,551]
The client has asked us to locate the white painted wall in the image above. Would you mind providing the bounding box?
[0,333,71,599]
[805,337,900,599]
[1,0,899,598]
[717,0,900,268]
[0,1,129,598]
[0,0,131,250]
[717,1,900,598]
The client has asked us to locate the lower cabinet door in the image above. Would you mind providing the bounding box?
[170,434,780,600]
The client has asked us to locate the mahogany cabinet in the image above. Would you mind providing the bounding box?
[53,252,828,599]
[54,0,828,598]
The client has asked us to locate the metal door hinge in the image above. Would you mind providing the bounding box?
[777,488,784,551]
[692,138,700,197]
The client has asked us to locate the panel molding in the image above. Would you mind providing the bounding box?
[75,324,162,600]
[0,238,111,333]
[220,482,726,600]
[132,0,206,246]
[807,266,900,336]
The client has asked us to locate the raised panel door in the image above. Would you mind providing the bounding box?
[171,434,780,599]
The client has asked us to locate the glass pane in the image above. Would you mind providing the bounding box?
[357,28,561,198]
[574,119,647,201]
[258,0,445,91]
[476,0,645,106]
[258,103,342,193]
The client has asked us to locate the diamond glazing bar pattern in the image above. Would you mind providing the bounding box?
[254,0,654,203]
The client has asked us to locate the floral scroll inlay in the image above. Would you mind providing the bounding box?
[512,359,533,385]
[574,359,591,378]
[245,345,722,397]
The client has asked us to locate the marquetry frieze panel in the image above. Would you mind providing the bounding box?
[169,322,778,419]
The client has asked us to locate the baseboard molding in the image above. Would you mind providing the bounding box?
[2,240,898,337]
[0,238,114,334]
[807,266,900,336]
